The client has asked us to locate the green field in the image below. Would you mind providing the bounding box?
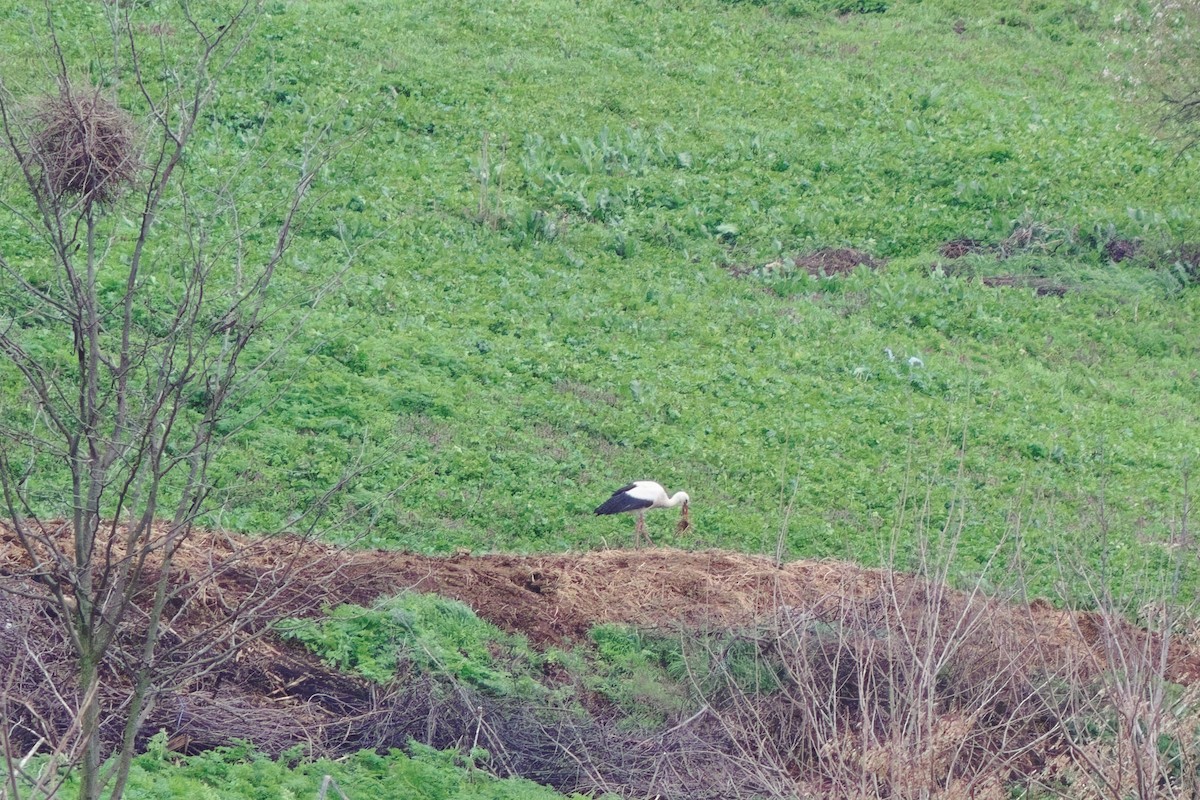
[4,0,1199,594]
[3,0,1200,793]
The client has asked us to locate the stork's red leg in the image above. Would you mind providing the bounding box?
[640,512,654,548]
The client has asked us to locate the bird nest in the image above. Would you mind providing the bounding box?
[27,83,138,207]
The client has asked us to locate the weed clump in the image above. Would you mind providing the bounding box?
[1121,240,1200,287]
[27,83,138,208]
[939,238,986,259]
[1160,243,1200,282]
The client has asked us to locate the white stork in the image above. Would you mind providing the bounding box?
[594,480,690,548]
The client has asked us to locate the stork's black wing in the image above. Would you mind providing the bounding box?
[594,483,653,515]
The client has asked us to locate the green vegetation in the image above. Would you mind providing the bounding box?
[280,593,774,730]
[278,593,544,694]
[7,0,1200,796]
[582,625,696,728]
[278,593,710,714]
[40,735,593,800]
[2,0,1199,595]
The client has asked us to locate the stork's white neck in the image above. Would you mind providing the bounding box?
[666,491,690,508]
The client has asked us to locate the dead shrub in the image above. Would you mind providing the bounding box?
[686,573,1076,799]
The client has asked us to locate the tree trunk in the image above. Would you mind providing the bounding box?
[78,639,102,800]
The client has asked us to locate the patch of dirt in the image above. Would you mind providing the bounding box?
[793,247,885,276]
[933,238,1074,295]
[1104,237,1140,263]
[553,379,619,407]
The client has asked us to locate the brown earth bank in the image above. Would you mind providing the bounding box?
[3,523,1199,797]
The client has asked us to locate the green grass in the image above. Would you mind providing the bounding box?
[1,0,1199,603]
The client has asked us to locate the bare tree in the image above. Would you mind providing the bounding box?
[1137,0,1200,157]
[1032,476,1200,800]
[0,3,360,799]
[1163,87,1200,157]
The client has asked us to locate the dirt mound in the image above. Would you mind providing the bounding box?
[314,547,882,645]
[4,526,1200,796]
[6,524,1199,682]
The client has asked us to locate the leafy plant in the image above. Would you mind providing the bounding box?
[33,734,591,800]
[279,593,542,695]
